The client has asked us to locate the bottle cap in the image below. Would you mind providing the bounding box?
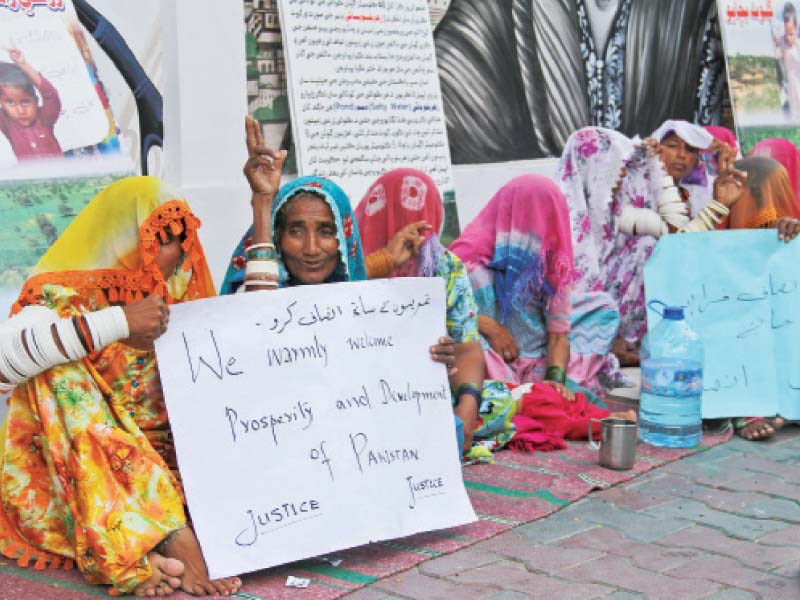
[663,306,685,320]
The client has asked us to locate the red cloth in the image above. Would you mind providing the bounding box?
[516,382,610,440]
[507,415,567,452]
[703,125,738,154]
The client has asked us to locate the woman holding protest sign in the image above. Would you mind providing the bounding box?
[353,168,485,453]
[221,119,459,437]
[0,177,243,597]
[719,155,800,441]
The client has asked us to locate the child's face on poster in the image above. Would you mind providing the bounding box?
[0,85,37,127]
[786,17,798,45]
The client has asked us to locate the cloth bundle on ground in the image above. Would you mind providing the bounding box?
[470,379,611,459]
[512,382,610,444]
[0,177,215,594]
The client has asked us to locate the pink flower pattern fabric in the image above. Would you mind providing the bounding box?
[558,127,664,345]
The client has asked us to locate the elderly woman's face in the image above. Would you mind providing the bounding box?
[659,133,700,181]
[279,193,340,284]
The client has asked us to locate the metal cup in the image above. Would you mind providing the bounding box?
[588,417,638,470]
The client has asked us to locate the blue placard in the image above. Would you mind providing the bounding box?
[644,230,800,419]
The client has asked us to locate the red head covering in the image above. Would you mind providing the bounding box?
[354,168,444,277]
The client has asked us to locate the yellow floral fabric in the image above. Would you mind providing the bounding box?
[0,177,215,594]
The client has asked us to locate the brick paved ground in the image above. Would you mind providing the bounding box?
[346,427,800,600]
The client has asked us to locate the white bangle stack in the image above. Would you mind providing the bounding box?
[27,319,70,365]
[0,306,133,392]
[657,176,690,230]
[54,318,86,360]
[619,206,669,238]
[0,321,76,389]
[244,242,280,289]
[83,306,130,349]
[679,200,730,233]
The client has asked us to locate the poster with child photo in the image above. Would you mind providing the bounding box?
[0,0,124,178]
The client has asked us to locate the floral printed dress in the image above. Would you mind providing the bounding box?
[0,285,186,594]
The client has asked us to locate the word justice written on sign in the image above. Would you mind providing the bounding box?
[155,277,476,579]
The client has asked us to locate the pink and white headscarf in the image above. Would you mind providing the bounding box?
[558,127,661,289]
[558,127,663,343]
[354,168,445,278]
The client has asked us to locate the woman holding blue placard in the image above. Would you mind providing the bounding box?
[710,155,800,439]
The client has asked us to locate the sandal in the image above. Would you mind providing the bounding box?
[703,418,732,435]
[735,417,785,441]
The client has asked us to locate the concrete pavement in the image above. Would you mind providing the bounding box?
[346,428,800,600]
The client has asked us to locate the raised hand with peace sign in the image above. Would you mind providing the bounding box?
[243,116,287,245]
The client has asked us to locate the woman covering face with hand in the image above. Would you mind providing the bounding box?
[0,177,243,597]
[354,168,485,453]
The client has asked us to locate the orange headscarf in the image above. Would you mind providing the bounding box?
[12,176,215,315]
[724,157,800,230]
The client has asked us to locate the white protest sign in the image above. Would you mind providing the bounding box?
[155,278,476,579]
[277,0,456,204]
[644,230,800,419]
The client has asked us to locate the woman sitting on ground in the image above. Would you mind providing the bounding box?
[726,156,800,441]
[0,177,241,597]
[449,174,620,396]
[558,126,664,370]
[354,168,485,452]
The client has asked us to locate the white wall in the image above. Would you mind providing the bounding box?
[90,1,561,288]
[451,159,560,226]
[159,2,252,284]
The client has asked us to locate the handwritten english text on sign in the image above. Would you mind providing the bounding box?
[155,278,476,579]
[644,230,800,419]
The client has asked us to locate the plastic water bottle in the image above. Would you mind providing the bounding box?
[639,301,704,448]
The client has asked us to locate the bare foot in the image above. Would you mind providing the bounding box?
[161,527,242,596]
[611,337,640,367]
[738,417,784,441]
[134,552,184,597]
[610,410,638,422]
